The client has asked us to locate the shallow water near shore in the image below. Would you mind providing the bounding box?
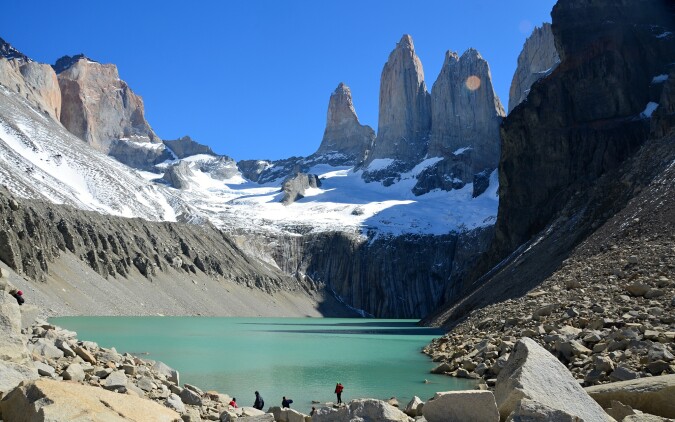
[50,317,475,411]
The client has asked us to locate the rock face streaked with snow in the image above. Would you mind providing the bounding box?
[163,135,216,159]
[56,55,171,170]
[368,34,431,167]
[0,38,61,121]
[508,23,560,113]
[314,82,375,165]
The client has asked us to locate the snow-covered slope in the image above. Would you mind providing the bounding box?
[152,155,498,237]
[0,85,178,221]
[0,83,497,238]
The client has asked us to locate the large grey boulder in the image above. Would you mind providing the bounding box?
[19,305,39,330]
[586,374,675,418]
[428,49,505,174]
[62,363,85,382]
[0,361,38,397]
[0,294,32,365]
[495,338,613,421]
[423,390,499,422]
[313,399,412,422]
[404,396,423,417]
[0,379,179,421]
[368,34,431,166]
[508,23,560,113]
[506,399,584,421]
[103,370,128,391]
[29,338,64,360]
[280,173,322,205]
[153,360,179,385]
[314,82,375,164]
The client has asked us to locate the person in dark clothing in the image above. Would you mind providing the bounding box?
[253,391,265,410]
[310,407,316,416]
[334,382,344,404]
[10,290,24,306]
[282,396,293,408]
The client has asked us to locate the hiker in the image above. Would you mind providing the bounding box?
[229,397,238,408]
[310,407,316,416]
[334,382,344,404]
[282,396,293,408]
[10,290,24,306]
[253,391,265,410]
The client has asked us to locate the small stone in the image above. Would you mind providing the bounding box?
[166,393,186,413]
[627,256,639,265]
[645,289,665,299]
[624,283,650,297]
[646,360,670,375]
[609,366,639,382]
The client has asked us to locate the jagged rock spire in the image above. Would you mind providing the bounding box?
[508,23,560,113]
[429,48,505,173]
[368,34,431,164]
[314,82,375,163]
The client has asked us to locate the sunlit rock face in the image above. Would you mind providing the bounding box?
[368,34,431,166]
[428,49,505,174]
[0,37,61,121]
[508,23,560,113]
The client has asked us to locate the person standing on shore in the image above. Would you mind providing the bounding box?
[334,382,344,404]
[282,396,293,408]
[253,391,265,410]
[229,397,238,408]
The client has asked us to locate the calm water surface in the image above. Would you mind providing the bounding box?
[50,317,474,411]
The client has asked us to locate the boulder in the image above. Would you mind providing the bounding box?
[284,408,307,422]
[404,396,423,417]
[30,338,64,360]
[423,390,498,422]
[165,392,186,413]
[0,299,32,364]
[103,370,128,391]
[313,399,412,422]
[19,305,39,330]
[34,361,56,378]
[624,414,671,422]
[586,374,675,418]
[495,338,612,421]
[0,361,38,397]
[0,379,179,421]
[73,345,97,364]
[62,363,85,382]
[280,173,322,205]
[180,386,202,405]
[604,400,637,421]
[506,398,585,421]
[153,360,179,385]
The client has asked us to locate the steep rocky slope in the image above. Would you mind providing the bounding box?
[425,0,675,329]
[507,23,559,114]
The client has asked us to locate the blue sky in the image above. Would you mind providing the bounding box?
[3,0,556,161]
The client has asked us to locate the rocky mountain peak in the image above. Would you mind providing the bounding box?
[313,82,375,164]
[52,54,97,74]
[427,47,505,173]
[367,34,431,168]
[508,23,560,113]
[0,37,29,61]
[163,136,216,159]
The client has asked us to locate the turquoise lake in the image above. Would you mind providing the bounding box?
[50,317,474,412]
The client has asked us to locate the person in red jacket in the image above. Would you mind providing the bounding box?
[229,397,238,408]
[334,382,344,404]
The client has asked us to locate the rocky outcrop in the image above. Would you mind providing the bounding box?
[0,38,61,121]
[313,83,375,164]
[280,173,321,205]
[367,35,431,167]
[163,135,216,159]
[107,138,173,171]
[586,375,675,419]
[56,55,167,168]
[1,379,180,421]
[422,391,499,422]
[495,338,613,421]
[428,49,505,174]
[161,161,195,189]
[508,23,559,113]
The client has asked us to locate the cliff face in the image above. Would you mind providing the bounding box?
[163,136,216,159]
[56,56,170,169]
[493,0,675,260]
[314,83,375,164]
[425,0,675,326]
[507,23,559,113]
[368,35,431,166]
[428,49,505,174]
[0,38,61,121]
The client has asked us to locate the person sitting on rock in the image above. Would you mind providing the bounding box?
[253,391,264,410]
[282,396,293,408]
[229,397,238,408]
[10,289,24,306]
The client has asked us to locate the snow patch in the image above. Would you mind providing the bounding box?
[640,102,659,118]
[652,74,669,84]
[367,158,395,171]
